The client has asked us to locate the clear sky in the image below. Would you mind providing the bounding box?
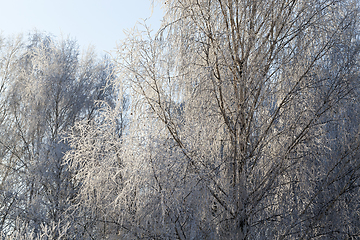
[0,0,164,55]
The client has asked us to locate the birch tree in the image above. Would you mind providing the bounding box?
[64,0,360,239]
[116,0,359,239]
[0,34,24,235]
[0,33,116,238]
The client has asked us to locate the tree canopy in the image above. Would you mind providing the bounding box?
[1,0,360,239]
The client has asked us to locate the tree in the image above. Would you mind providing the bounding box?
[0,32,116,238]
[64,100,127,239]
[66,0,359,239]
[0,33,24,235]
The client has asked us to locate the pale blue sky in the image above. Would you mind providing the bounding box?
[0,0,164,55]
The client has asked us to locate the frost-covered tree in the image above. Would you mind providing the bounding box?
[0,34,24,235]
[66,0,360,239]
[0,32,116,238]
[64,100,127,239]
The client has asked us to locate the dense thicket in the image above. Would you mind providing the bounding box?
[1,0,360,239]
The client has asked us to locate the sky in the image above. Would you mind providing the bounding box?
[0,0,164,55]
